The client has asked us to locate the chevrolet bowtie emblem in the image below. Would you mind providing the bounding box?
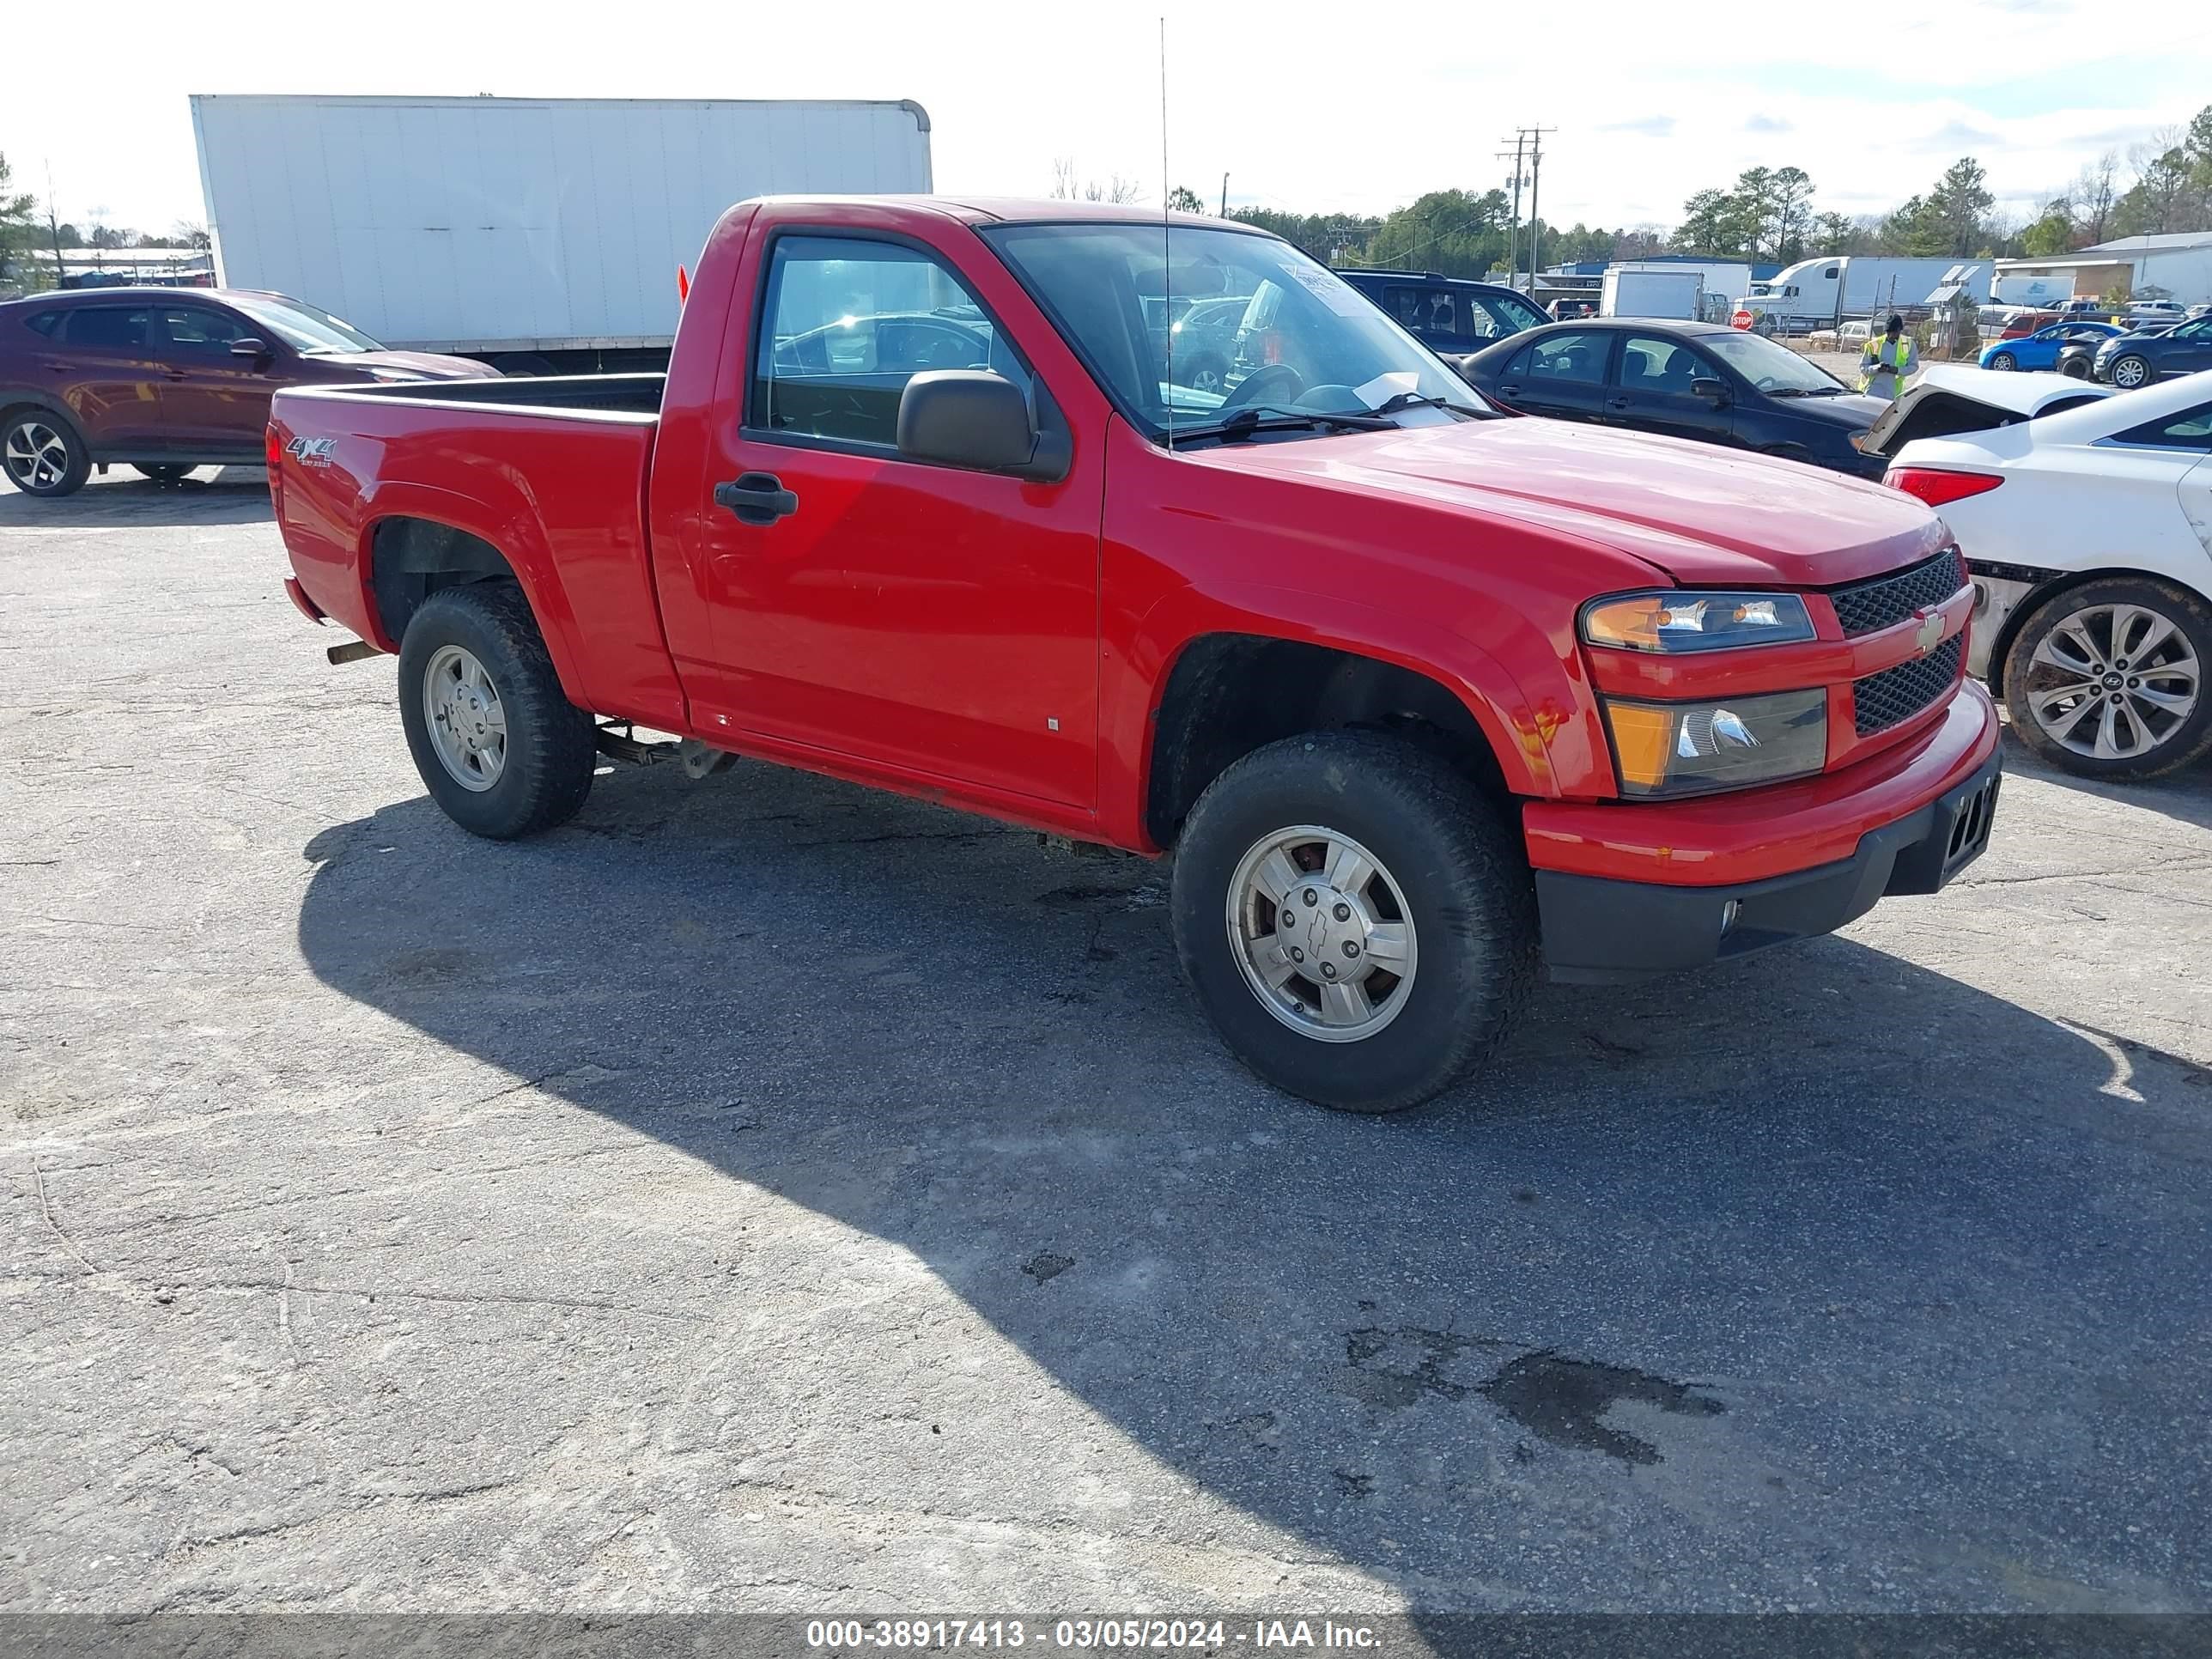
[1913,611,1944,656]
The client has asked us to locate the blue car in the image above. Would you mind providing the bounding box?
[1979,319,2123,373]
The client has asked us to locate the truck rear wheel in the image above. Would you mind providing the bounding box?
[1170,732,1536,1113]
[397,583,598,838]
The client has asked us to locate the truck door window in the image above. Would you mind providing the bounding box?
[752,235,1026,449]
[1382,286,1453,341]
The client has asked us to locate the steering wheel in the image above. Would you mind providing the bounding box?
[1218,362,1306,411]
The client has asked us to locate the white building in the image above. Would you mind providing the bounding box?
[1993,232,2212,307]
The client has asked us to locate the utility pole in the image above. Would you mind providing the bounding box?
[1498,133,1526,287]
[1525,125,1557,289]
[1220,172,1229,217]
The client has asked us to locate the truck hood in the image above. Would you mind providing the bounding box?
[1199,415,1942,587]
[326,349,501,380]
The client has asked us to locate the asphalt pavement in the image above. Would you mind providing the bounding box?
[3,466,2209,1625]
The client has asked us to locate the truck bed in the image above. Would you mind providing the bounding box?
[327,373,668,416]
[270,375,684,729]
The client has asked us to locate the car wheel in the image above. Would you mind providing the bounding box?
[1170,731,1536,1113]
[2108,354,2151,389]
[132,464,199,485]
[1987,351,2017,371]
[2002,577,2212,781]
[2,412,91,497]
[2058,356,2090,380]
[397,582,599,838]
[1182,353,1231,397]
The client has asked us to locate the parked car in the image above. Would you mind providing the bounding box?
[2051,340,2102,380]
[2122,300,2187,327]
[1981,319,2124,372]
[1838,320,1871,348]
[1164,295,1255,396]
[0,287,496,497]
[1549,298,1598,321]
[1457,318,1888,477]
[1883,367,2209,779]
[1331,269,1547,356]
[1992,309,2058,342]
[2093,315,2212,387]
[268,195,2000,1113]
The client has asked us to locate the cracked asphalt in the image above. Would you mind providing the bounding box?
[3,466,2210,1621]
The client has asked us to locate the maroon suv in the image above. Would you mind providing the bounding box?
[0,288,496,497]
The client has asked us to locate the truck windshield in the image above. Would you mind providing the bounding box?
[981,222,1475,441]
[228,295,385,355]
[1703,331,1846,394]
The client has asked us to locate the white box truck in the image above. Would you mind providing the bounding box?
[190,94,933,373]
[1731,257,1990,335]
[1601,266,1706,319]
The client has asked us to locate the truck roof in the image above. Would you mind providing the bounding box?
[754,194,1271,234]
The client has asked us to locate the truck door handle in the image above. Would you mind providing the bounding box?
[1605,397,1632,410]
[1498,383,1521,397]
[714,471,799,526]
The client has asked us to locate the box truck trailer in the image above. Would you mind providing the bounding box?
[1601,266,1707,319]
[190,94,933,373]
[1731,257,1990,334]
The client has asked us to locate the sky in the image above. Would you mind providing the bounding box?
[6,0,2211,243]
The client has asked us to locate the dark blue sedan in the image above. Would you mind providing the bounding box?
[1979,319,2122,373]
[1456,319,1888,478]
[2094,315,2212,387]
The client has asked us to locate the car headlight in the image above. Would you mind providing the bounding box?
[1580,591,1816,653]
[1846,430,1869,451]
[1602,689,1829,798]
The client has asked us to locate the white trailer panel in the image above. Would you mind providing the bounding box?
[191,94,933,353]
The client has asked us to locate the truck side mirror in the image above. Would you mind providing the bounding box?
[230,336,272,362]
[897,370,1060,478]
[1691,377,1729,404]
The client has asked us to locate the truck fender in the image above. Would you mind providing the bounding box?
[1118,578,1562,813]
[355,479,592,709]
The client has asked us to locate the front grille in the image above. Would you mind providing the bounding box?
[1853,635,1962,736]
[1828,548,1968,637]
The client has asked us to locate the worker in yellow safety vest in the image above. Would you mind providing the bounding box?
[1858,313,1917,398]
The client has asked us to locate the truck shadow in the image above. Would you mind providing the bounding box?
[0,468,272,528]
[295,760,2212,1610]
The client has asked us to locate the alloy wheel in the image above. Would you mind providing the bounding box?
[2022,602,2200,763]
[3,422,71,492]
[1225,825,1418,1042]
[422,644,510,792]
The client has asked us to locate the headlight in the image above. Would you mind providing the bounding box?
[1581,590,1816,653]
[1846,430,1869,451]
[1603,689,1829,798]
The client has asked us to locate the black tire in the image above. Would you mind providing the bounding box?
[2,410,92,497]
[2058,356,2091,380]
[2107,354,2152,389]
[1170,731,1536,1113]
[1183,352,1230,396]
[132,464,199,485]
[491,353,554,377]
[396,582,598,838]
[1987,351,2017,371]
[2002,576,2212,781]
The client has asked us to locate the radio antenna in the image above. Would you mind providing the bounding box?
[1160,15,1174,452]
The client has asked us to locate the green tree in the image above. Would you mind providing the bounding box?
[1812,210,1858,255]
[2021,204,2074,257]
[1358,188,1510,279]
[1929,157,1995,255]
[1165,185,1204,214]
[1770,167,1815,261]
[2113,144,2192,236]
[0,152,41,287]
[1674,188,1737,256]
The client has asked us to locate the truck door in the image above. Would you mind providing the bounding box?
[1606,333,1733,447]
[690,228,1102,809]
[1492,329,1614,424]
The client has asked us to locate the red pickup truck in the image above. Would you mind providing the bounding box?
[271,196,2001,1113]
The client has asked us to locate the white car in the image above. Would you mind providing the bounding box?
[1877,367,2212,779]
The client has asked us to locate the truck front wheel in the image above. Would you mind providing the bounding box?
[1170,732,1536,1113]
[397,582,598,838]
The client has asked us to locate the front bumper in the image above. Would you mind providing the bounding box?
[1531,688,2002,984]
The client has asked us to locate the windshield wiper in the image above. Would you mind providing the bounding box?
[1770,386,1845,398]
[1167,404,1397,445]
[1366,391,1488,418]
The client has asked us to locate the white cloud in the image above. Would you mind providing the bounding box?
[3,0,2207,239]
